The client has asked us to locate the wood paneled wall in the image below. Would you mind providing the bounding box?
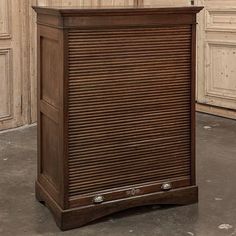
[196,0,236,118]
[2,0,236,131]
[0,1,25,130]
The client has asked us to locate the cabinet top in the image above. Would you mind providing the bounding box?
[33,5,203,16]
[33,5,203,29]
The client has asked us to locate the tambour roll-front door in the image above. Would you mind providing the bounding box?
[67,26,193,206]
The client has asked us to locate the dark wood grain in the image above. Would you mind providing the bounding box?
[34,5,203,230]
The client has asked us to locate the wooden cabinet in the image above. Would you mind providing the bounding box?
[33,6,203,230]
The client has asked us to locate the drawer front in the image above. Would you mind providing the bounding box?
[67,26,193,202]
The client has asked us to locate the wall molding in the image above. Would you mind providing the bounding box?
[196,103,236,120]
[206,8,236,32]
[0,48,13,121]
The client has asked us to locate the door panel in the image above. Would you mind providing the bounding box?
[0,0,11,39]
[0,0,23,130]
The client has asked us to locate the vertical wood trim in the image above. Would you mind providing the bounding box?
[63,29,70,209]
[196,103,236,120]
[30,0,38,123]
[10,0,23,128]
[20,0,38,125]
[21,0,31,124]
[136,0,143,6]
[28,0,144,128]
[37,25,41,184]
[191,22,196,186]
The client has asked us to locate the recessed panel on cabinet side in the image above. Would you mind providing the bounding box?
[38,25,65,207]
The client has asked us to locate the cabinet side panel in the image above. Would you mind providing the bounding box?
[37,24,64,207]
[40,36,60,107]
[41,114,60,187]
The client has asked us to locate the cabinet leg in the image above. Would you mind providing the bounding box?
[35,181,45,205]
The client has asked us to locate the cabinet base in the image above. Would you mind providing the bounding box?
[35,181,198,231]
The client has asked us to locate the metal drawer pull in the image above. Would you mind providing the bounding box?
[161,183,172,191]
[93,195,104,204]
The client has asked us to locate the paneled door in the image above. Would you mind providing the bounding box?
[196,0,236,118]
[0,1,25,130]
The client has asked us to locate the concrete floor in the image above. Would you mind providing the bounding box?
[0,113,236,236]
